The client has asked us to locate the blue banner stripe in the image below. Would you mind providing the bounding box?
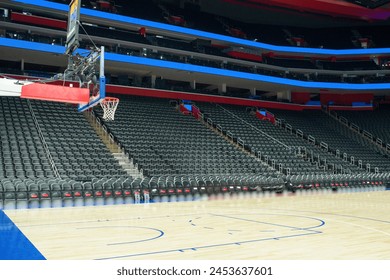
[1,37,390,91]
[11,0,390,56]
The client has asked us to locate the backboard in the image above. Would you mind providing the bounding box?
[65,0,81,55]
[76,46,106,112]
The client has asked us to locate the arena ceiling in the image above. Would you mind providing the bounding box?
[161,0,390,27]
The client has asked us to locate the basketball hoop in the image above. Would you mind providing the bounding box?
[100,97,119,121]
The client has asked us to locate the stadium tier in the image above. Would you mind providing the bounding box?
[1,0,390,209]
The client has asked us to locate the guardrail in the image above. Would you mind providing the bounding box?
[27,100,60,179]
[350,123,360,132]
[216,104,291,150]
[362,130,373,140]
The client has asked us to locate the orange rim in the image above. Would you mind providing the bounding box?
[101,97,119,103]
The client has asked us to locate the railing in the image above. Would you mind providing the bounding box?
[278,163,283,173]
[27,100,60,179]
[226,131,234,141]
[339,116,348,126]
[200,111,274,170]
[308,135,315,144]
[296,129,304,138]
[350,123,360,132]
[216,124,223,134]
[216,104,291,150]
[320,141,328,151]
[286,123,293,134]
[325,109,390,155]
[362,130,373,141]
[237,138,245,148]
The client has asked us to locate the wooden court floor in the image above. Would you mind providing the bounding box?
[4,190,390,260]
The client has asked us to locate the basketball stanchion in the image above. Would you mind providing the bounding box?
[100,97,119,121]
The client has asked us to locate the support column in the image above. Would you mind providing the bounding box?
[190,79,196,90]
[276,90,291,102]
[250,87,256,96]
[20,59,25,72]
[218,83,227,95]
[151,75,156,88]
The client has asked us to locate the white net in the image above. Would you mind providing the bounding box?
[100,97,119,121]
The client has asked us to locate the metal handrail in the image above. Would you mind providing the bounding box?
[237,138,245,148]
[362,130,373,140]
[339,116,348,125]
[350,123,360,132]
[286,123,293,134]
[109,132,115,143]
[27,100,60,179]
[216,104,290,150]
[320,141,328,151]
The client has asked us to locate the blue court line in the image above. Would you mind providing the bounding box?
[0,210,46,260]
[12,0,390,56]
[74,225,164,246]
[95,231,319,260]
[96,213,324,260]
[210,213,325,232]
[268,208,390,225]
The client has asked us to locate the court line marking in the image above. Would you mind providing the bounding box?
[266,208,390,225]
[95,213,325,260]
[209,213,325,232]
[74,225,165,245]
[95,231,319,260]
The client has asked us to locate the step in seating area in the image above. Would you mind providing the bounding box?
[94,95,272,178]
[29,100,128,180]
[272,109,390,173]
[219,104,362,174]
[0,97,54,179]
[197,102,324,175]
[1,95,390,210]
[336,105,390,145]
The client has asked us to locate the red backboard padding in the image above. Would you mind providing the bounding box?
[21,83,90,104]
